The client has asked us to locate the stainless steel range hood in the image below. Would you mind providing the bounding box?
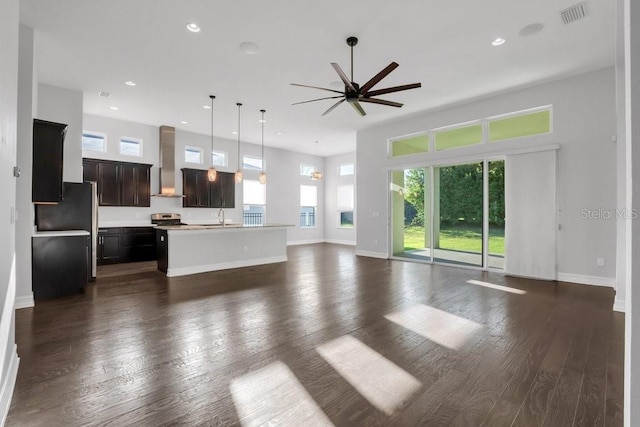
[153,125,184,198]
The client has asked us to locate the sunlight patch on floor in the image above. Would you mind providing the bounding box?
[385,303,484,350]
[466,279,526,294]
[230,361,334,427]
[316,335,421,416]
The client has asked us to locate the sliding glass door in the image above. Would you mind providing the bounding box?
[391,168,432,261]
[433,162,483,267]
[391,159,505,270]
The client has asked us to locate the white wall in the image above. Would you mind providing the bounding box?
[356,68,618,285]
[37,83,83,183]
[624,0,640,423]
[15,24,37,306]
[616,0,627,313]
[83,115,325,243]
[324,152,356,245]
[0,0,20,421]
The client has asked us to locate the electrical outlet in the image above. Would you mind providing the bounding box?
[597,258,605,266]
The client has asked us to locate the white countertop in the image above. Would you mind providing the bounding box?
[33,230,90,238]
[157,223,293,231]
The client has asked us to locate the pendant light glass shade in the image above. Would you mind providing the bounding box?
[207,95,217,182]
[259,109,266,184]
[235,103,243,184]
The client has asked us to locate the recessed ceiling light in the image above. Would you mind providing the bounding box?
[180,121,189,124]
[492,37,506,46]
[274,131,284,135]
[519,23,544,37]
[232,131,238,135]
[110,106,119,111]
[186,23,201,33]
[125,81,136,86]
[203,104,211,109]
[239,42,259,54]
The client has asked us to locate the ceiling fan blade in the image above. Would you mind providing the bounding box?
[365,83,421,97]
[330,63,357,92]
[292,96,344,106]
[359,98,403,108]
[290,83,344,94]
[322,99,346,116]
[360,62,399,94]
[350,101,366,116]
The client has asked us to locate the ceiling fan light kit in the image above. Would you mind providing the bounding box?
[291,36,422,116]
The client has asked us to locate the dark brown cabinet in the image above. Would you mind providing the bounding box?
[98,228,122,264]
[32,234,89,300]
[32,119,66,204]
[98,227,157,265]
[182,168,210,208]
[182,168,235,208]
[83,158,151,207]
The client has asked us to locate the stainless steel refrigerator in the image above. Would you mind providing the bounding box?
[35,181,98,280]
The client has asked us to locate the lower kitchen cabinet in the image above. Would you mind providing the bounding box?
[98,227,157,265]
[98,228,123,264]
[32,233,89,300]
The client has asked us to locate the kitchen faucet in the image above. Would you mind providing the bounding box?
[218,209,225,226]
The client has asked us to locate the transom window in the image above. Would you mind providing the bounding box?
[120,137,142,156]
[243,155,263,171]
[185,146,203,164]
[82,131,106,152]
[300,163,314,177]
[339,163,355,176]
[212,150,227,167]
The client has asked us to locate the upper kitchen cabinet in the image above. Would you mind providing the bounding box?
[32,119,67,204]
[182,168,210,208]
[83,158,151,207]
[182,169,234,208]
[211,171,236,208]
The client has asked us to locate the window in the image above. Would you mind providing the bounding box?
[339,163,355,176]
[337,184,354,228]
[243,179,266,226]
[300,185,317,228]
[185,146,203,164]
[489,108,551,142]
[300,163,314,177]
[82,131,106,152]
[120,137,142,156]
[435,124,482,151]
[390,133,429,157]
[212,150,227,167]
[243,155,263,171]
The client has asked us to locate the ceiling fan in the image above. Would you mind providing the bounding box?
[291,36,421,117]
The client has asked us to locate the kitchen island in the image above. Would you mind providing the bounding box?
[155,224,292,277]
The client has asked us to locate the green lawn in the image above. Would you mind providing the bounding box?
[403,225,504,255]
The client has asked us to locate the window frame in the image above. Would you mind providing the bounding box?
[119,136,143,157]
[185,146,203,164]
[300,184,318,228]
[300,163,315,177]
[242,155,263,171]
[338,162,355,176]
[82,130,107,153]
[211,149,228,167]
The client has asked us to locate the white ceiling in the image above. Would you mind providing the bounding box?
[20,0,616,157]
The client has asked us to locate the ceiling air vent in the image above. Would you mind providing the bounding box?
[560,2,589,25]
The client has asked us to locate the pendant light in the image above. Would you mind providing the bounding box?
[311,140,323,180]
[235,102,243,184]
[259,109,267,184]
[207,95,217,182]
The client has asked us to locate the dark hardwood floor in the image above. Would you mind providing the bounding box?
[7,244,624,426]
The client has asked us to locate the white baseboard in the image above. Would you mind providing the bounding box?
[324,239,356,246]
[355,250,388,259]
[14,294,34,310]
[613,298,626,313]
[556,272,616,288]
[0,345,19,426]
[167,255,288,277]
[287,239,324,246]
